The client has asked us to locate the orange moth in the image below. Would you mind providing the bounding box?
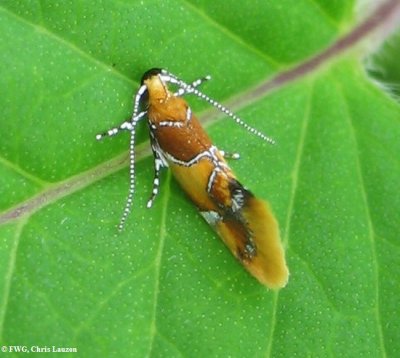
[96,68,288,288]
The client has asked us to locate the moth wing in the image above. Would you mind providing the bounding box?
[216,196,288,289]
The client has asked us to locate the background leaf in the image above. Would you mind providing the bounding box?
[1,1,399,357]
[368,30,400,97]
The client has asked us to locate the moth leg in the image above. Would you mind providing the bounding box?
[95,111,147,140]
[146,148,166,208]
[174,75,211,96]
[219,150,240,160]
[189,75,211,89]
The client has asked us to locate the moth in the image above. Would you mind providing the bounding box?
[97,68,288,288]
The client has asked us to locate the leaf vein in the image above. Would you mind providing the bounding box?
[333,74,387,357]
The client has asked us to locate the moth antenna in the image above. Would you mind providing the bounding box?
[191,87,275,144]
[118,84,148,231]
[160,70,274,144]
[118,125,136,231]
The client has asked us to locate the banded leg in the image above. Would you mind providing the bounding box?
[180,74,211,121]
[146,148,166,208]
[173,75,211,97]
[95,111,147,140]
[219,150,240,160]
[180,74,212,121]
[189,75,211,89]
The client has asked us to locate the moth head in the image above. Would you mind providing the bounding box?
[141,68,163,85]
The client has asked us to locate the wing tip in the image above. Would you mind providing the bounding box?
[242,196,289,289]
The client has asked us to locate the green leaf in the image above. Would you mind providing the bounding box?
[369,30,400,98]
[1,1,399,357]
